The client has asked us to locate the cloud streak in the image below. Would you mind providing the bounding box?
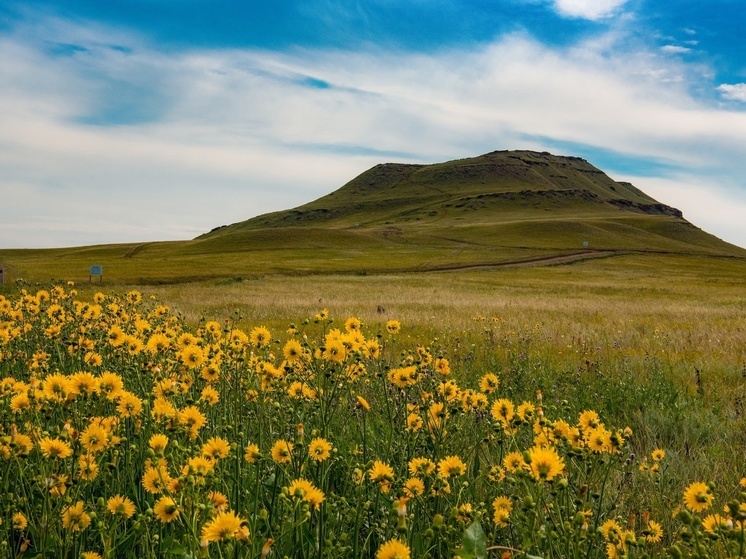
[1,13,746,249]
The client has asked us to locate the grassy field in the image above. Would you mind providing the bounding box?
[2,251,746,558]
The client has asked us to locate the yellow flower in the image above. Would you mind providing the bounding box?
[651,449,665,462]
[78,454,99,481]
[179,405,207,439]
[437,455,466,478]
[107,495,136,518]
[355,395,371,411]
[39,437,73,459]
[578,410,601,431]
[116,391,143,418]
[528,445,565,482]
[207,491,230,512]
[80,423,109,454]
[492,496,513,527]
[403,477,425,497]
[149,434,169,454]
[491,399,515,425]
[323,339,347,363]
[142,462,172,494]
[434,357,451,375]
[283,339,303,362]
[503,451,525,473]
[201,510,246,542]
[82,553,102,559]
[69,371,100,397]
[406,413,423,432]
[683,481,714,513]
[369,460,395,493]
[645,519,663,543]
[154,496,179,523]
[408,457,436,476]
[146,333,171,353]
[479,373,499,394]
[61,501,91,532]
[585,427,612,453]
[385,320,401,334]
[344,316,361,333]
[98,371,124,399]
[702,513,728,534]
[42,373,71,402]
[250,326,271,348]
[308,437,332,462]
[600,519,622,542]
[288,478,325,509]
[11,432,33,456]
[271,440,293,464]
[376,538,410,559]
[12,512,28,530]
[180,345,205,369]
[202,437,231,460]
[244,443,261,463]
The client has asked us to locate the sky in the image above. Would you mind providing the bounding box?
[1,0,745,249]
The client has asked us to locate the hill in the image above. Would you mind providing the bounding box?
[1,150,744,284]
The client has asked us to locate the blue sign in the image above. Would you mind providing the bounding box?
[90,265,103,276]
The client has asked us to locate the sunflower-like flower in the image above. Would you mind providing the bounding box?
[683,481,714,513]
[288,478,325,510]
[61,501,91,532]
[80,423,109,454]
[107,495,136,519]
[479,373,499,394]
[375,538,410,559]
[271,440,293,464]
[154,496,179,523]
[202,437,231,460]
[201,510,246,542]
[250,326,271,348]
[308,437,332,462]
[644,519,663,543]
[492,496,513,527]
[437,455,466,478]
[369,460,395,493]
[39,437,73,459]
[528,445,565,482]
[244,443,261,463]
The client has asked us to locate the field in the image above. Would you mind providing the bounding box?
[2,252,745,558]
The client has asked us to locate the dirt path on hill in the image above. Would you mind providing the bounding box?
[423,250,617,272]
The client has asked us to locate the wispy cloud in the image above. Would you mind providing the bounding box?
[717,83,746,102]
[660,45,692,55]
[552,0,629,20]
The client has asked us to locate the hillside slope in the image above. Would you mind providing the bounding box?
[195,150,741,257]
[1,150,744,283]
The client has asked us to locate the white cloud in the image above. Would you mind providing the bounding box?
[660,45,692,55]
[623,173,746,250]
[552,0,628,20]
[1,16,746,249]
[717,83,746,102]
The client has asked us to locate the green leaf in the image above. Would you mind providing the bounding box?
[461,520,487,559]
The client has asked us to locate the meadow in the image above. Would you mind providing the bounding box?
[2,252,745,558]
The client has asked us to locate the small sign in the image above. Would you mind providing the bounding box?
[89,265,103,283]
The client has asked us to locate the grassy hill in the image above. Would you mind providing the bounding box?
[1,150,744,284]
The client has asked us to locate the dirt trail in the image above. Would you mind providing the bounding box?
[423,250,616,272]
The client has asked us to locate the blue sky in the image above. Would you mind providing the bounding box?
[1,0,745,249]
